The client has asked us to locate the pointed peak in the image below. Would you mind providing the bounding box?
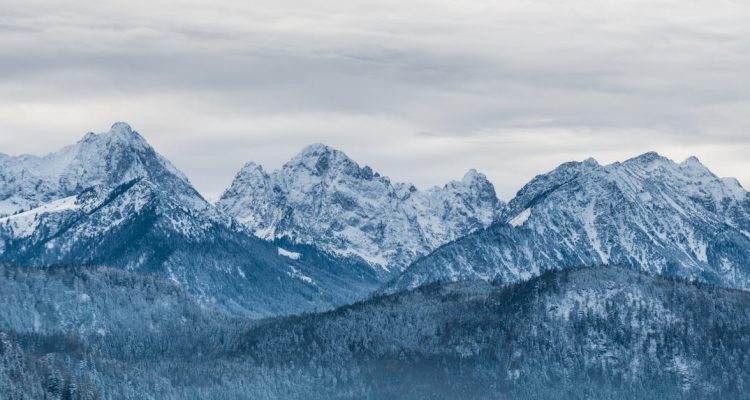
[682,155,700,164]
[107,122,147,144]
[509,157,601,210]
[641,150,663,158]
[298,143,331,154]
[551,157,600,175]
[286,143,359,175]
[582,157,599,167]
[460,169,493,187]
[625,151,669,165]
[679,155,709,171]
[292,143,346,161]
[240,161,264,172]
[79,122,148,148]
[110,121,133,134]
[680,155,713,172]
[464,168,481,177]
[302,142,333,152]
[237,161,269,180]
[437,168,500,204]
[462,168,481,180]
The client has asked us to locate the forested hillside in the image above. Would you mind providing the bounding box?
[3,264,749,399]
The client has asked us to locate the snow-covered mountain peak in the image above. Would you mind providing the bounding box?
[240,160,265,172]
[676,155,721,181]
[81,132,97,142]
[505,157,602,214]
[582,157,599,166]
[72,123,193,191]
[283,143,377,182]
[623,151,668,165]
[0,123,203,217]
[288,143,347,169]
[619,151,692,172]
[233,162,269,183]
[523,151,748,210]
[608,152,747,205]
[462,169,494,189]
[218,144,504,270]
[110,121,134,133]
[461,169,486,185]
[79,122,148,150]
[439,169,499,206]
[293,142,336,159]
[681,155,703,167]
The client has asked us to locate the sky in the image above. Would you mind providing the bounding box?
[0,0,749,201]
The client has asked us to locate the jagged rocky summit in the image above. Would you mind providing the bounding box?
[217,143,504,272]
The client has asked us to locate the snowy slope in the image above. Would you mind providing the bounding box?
[0,196,80,238]
[217,144,503,271]
[387,152,750,292]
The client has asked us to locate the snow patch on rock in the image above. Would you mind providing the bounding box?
[278,247,302,260]
[287,265,314,284]
[0,195,80,237]
[509,208,531,227]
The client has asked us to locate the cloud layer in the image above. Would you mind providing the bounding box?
[1,0,749,200]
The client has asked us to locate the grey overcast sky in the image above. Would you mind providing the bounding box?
[0,0,749,201]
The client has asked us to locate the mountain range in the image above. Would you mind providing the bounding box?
[1,122,750,399]
[3,123,750,313]
[387,152,750,292]
[0,124,382,317]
